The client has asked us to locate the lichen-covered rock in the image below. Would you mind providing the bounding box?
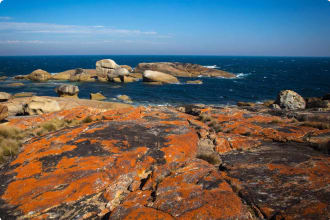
[275,90,306,110]
[27,69,52,81]
[55,84,79,98]
[221,143,330,219]
[23,96,61,115]
[143,70,179,84]
[0,92,11,102]
[135,62,236,78]
[0,104,8,121]
[0,103,329,219]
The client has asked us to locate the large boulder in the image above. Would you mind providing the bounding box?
[0,92,11,102]
[27,69,52,81]
[143,70,179,84]
[275,90,306,110]
[135,62,236,78]
[0,104,8,121]
[55,84,79,98]
[23,97,61,115]
[96,59,120,78]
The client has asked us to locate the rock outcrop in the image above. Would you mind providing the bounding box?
[23,96,61,115]
[55,84,79,98]
[143,70,180,84]
[0,102,329,219]
[27,69,52,81]
[135,62,236,78]
[0,104,8,121]
[0,92,11,102]
[275,90,306,110]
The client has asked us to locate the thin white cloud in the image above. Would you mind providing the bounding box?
[0,40,45,44]
[0,16,11,20]
[0,0,4,4]
[0,22,158,36]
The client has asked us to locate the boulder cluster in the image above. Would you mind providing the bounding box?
[10,59,238,85]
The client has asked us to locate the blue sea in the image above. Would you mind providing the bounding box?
[0,55,329,106]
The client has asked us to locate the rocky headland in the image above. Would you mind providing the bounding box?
[0,86,329,219]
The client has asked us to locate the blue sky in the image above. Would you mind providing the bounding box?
[0,0,329,56]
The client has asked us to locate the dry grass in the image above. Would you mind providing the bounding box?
[0,116,97,164]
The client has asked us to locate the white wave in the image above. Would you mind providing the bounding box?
[235,73,251,79]
[204,65,218,69]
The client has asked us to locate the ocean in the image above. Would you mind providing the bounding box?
[0,55,329,106]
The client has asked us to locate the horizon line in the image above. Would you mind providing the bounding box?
[0,54,330,58]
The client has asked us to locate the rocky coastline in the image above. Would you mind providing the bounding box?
[0,60,329,219]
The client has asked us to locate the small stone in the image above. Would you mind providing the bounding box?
[117,95,133,103]
[186,80,203,84]
[55,84,79,98]
[6,83,24,87]
[90,93,106,101]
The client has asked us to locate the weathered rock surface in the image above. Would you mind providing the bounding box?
[0,103,329,219]
[120,65,133,72]
[52,69,98,81]
[135,62,236,78]
[23,96,61,115]
[0,104,8,121]
[55,84,79,98]
[143,70,180,84]
[27,69,52,81]
[276,90,306,110]
[0,92,11,102]
[90,92,106,101]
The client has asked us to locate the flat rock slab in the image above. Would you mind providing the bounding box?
[221,142,330,219]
